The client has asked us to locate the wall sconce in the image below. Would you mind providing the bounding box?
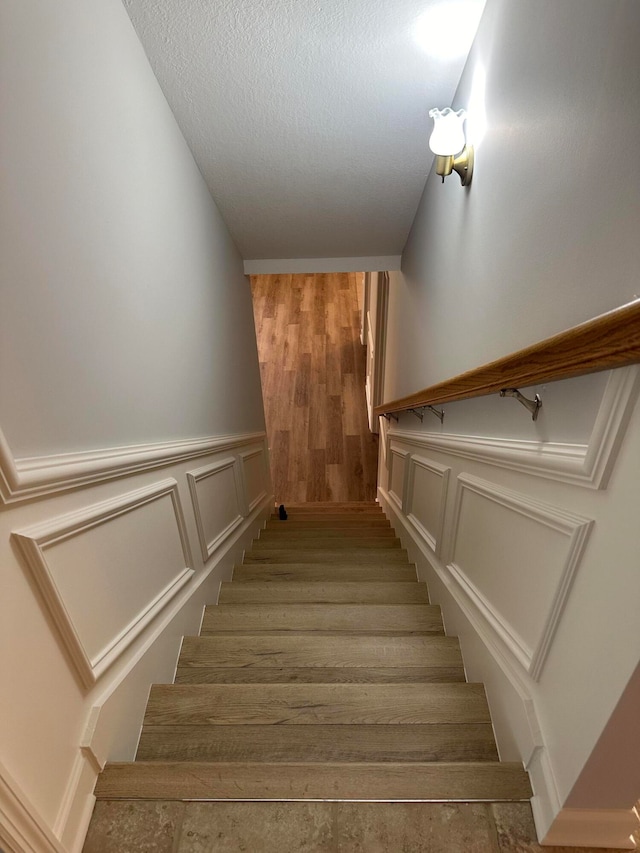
[429,107,474,186]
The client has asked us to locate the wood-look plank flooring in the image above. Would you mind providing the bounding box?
[251,272,378,503]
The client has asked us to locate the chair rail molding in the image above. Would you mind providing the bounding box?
[11,479,194,689]
[0,429,267,504]
[386,365,639,489]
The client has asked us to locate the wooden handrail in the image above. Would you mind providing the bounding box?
[374,298,640,417]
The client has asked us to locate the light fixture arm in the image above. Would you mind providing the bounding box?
[434,146,474,186]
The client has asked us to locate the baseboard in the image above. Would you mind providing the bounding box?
[542,807,640,849]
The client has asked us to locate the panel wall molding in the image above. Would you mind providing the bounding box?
[239,447,269,514]
[0,429,267,504]
[447,474,593,680]
[388,366,638,489]
[388,444,409,511]
[187,458,244,561]
[11,479,194,689]
[0,760,63,853]
[405,454,450,557]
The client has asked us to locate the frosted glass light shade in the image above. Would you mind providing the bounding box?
[429,108,467,155]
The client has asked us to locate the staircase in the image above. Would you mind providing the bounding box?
[90,502,531,845]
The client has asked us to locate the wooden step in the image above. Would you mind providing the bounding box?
[242,549,410,564]
[233,563,416,582]
[175,666,466,684]
[95,761,532,801]
[218,581,429,604]
[270,514,385,523]
[201,604,443,634]
[275,502,382,511]
[260,526,396,538]
[178,634,461,671]
[143,683,490,726]
[136,723,499,763]
[252,537,402,550]
[265,518,391,530]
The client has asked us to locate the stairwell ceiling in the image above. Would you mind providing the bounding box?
[123,0,484,263]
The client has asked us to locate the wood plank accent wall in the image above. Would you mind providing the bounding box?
[375,298,640,416]
[251,273,378,503]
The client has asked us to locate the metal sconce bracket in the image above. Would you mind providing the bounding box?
[500,388,542,422]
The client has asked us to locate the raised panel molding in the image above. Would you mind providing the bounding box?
[187,458,244,561]
[11,479,194,689]
[405,455,450,557]
[388,444,409,511]
[239,447,268,515]
[0,430,267,504]
[0,761,63,853]
[388,366,639,489]
[447,475,593,680]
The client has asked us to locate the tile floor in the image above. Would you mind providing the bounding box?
[83,801,638,852]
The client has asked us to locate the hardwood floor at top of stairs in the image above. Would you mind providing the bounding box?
[251,272,378,503]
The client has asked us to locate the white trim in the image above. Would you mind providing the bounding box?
[11,479,194,689]
[387,365,639,489]
[243,256,401,275]
[0,430,267,504]
[187,458,244,561]
[447,474,593,680]
[387,444,409,511]
[542,807,640,849]
[378,484,560,839]
[0,760,63,853]
[405,455,450,558]
[238,447,268,515]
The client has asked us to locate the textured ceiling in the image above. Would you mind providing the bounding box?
[123,0,484,261]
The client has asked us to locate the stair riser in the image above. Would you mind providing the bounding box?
[201,605,443,634]
[136,723,499,763]
[178,635,462,670]
[265,520,391,530]
[218,582,429,604]
[233,566,417,582]
[174,666,467,684]
[144,683,490,726]
[243,550,409,564]
[252,538,402,550]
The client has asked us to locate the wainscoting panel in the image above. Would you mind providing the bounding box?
[11,479,194,689]
[239,447,268,515]
[405,455,450,557]
[388,444,408,511]
[187,458,244,561]
[447,475,593,678]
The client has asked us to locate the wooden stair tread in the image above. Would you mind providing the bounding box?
[178,634,463,670]
[95,761,532,801]
[144,683,490,726]
[275,502,382,510]
[218,581,429,604]
[201,604,443,634]
[260,528,397,539]
[136,723,499,763]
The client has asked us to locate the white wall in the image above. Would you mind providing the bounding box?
[0,0,265,458]
[0,1,271,851]
[379,0,640,846]
[385,0,640,401]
